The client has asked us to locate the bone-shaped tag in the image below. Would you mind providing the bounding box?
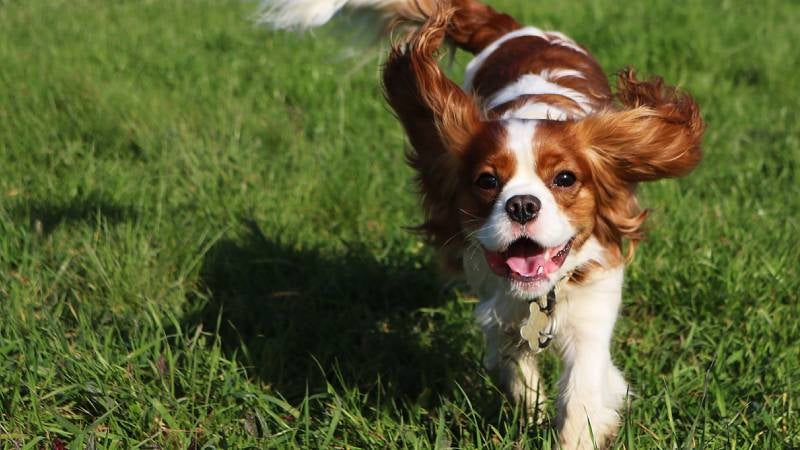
[520,302,550,352]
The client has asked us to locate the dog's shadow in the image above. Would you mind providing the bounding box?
[187,220,489,404]
[8,191,136,236]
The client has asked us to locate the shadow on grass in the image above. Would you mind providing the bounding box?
[187,220,490,404]
[8,191,136,235]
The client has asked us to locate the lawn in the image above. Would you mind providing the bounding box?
[1,0,798,448]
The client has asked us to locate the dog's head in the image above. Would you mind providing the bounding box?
[384,18,704,300]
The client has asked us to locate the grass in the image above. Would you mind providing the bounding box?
[0,0,798,448]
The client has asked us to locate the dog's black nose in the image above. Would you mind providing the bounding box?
[505,195,541,224]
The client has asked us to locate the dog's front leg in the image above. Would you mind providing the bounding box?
[477,302,548,420]
[554,267,628,450]
[495,346,547,421]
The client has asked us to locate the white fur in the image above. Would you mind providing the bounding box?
[465,93,625,449]
[487,74,593,115]
[499,102,572,121]
[455,14,629,449]
[505,119,537,179]
[543,31,588,55]
[540,68,586,80]
[463,27,587,92]
[491,68,592,120]
[257,0,413,29]
[467,234,627,449]
[553,265,628,449]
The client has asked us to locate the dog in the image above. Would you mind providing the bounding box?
[259,1,704,447]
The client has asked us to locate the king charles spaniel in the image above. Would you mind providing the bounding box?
[260,0,704,447]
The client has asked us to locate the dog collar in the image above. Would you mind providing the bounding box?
[520,272,572,353]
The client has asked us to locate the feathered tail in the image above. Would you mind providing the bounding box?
[256,0,432,30]
[256,0,519,54]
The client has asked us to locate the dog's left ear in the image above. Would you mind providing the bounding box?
[577,69,705,182]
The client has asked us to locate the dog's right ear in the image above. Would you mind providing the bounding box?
[382,7,480,263]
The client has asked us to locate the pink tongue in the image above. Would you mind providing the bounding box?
[506,240,548,277]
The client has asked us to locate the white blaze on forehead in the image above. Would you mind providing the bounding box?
[500,119,550,211]
[504,119,537,181]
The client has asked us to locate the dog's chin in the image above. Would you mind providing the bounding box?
[482,236,574,301]
[507,276,554,300]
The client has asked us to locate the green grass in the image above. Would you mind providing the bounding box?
[1,0,799,448]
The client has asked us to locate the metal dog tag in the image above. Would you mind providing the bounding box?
[520,305,550,351]
[520,276,568,353]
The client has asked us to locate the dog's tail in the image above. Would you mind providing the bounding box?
[257,0,519,54]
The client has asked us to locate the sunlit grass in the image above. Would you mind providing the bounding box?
[0,0,798,447]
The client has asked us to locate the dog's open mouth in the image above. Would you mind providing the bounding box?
[483,237,574,282]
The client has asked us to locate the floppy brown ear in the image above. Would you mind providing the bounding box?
[571,70,705,261]
[383,6,480,161]
[578,69,705,182]
[382,6,480,265]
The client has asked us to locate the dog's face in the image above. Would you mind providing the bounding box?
[452,101,702,299]
[458,119,592,298]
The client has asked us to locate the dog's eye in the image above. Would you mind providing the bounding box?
[553,170,577,187]
[476,173,498,190]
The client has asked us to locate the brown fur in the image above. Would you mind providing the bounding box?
[533,123,600,262]
[445,0,521,52]
[570,69,704,257]
[471,36,611,107]
[383,2,704,270]
[383,5,487,269]
[488,93,586,119]
[456,124,516,234]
